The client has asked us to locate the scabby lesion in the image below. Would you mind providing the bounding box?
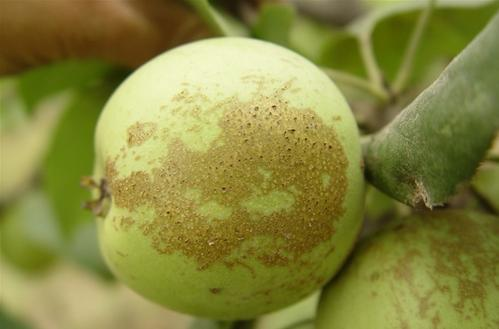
[104,79,350,270]
[127,122,157,147]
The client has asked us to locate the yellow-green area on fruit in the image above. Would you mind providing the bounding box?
[317,210,499,329]
[93,37,364,320]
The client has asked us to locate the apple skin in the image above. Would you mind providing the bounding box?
[93,37,364,320]
[317,210,499,329]
[254,291,319,329]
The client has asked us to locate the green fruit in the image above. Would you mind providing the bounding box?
[254,292,319,329]
[0,190,60,273]
[317,210,499,329]
[93,37,364,319]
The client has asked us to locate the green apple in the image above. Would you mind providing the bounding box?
[317,210,499,329]
[93,37,364,319]
[254,291,319,329]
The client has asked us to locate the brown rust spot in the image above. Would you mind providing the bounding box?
[370,272,380,281]
[112,216,135,232]
[209,288,222,294]
[116,250,128,257]
[127,122,157,147]
[431,313,441,329]
[105,80,349,270]
[427,212,495,317]
[223,259,256,278]
[386,212,499,322]
[392,249,421,283]
[120,216,135,231]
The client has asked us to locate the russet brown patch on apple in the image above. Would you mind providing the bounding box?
[127,122,157,147]
[105,80,349,270]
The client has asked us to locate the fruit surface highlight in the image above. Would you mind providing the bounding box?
[93,37,364,319]
[317,210,499,329]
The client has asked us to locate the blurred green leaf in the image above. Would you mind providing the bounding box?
[251,4,364,76]
[472,164,499,213]
[289,16,335,63]
[250,0,496,103]
[253,4,296,47]
[364,13,499,207]
[41,81,115,237]
[0,310,33,329]
[184,0,248,36]
[353,0,496,35]
[282,322,314,329]
[488,135,499,161]
[361,185,409,239]
[17,60,112,113]
[68,220,113,279]
[0,189,61,273]
[352,0,499,85]
[190,320,237,329]
[251,5,366,83]
[0,91,69,202]
[0,79,28,131]
[1,60,118,204]
[316,30,365,78]
[364,185,397,221]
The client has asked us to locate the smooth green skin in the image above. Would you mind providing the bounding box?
[254,291,318,329]
[317,210,499,329]
[0,190,58,273]
[94,37,364,320]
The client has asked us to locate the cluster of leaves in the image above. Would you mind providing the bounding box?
[0,1,498,328]
[0,61,121,278]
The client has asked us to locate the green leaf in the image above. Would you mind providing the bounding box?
[364,185,397,221]
[251,5,365,77]
[472,164,499,213]
[252,4,296,47]
[189,320,236,329]
[67,220,113,279]
[317,30,365,78]
[289,16,336,63]
[0,79,28,131]
[363,13,499,208]
[251,0,497,103]
[0,189,61,273]
[282,322,314,329]
[0,310,33,329]
[488,135,499,161]
[351,0,499,85]
[41,81,115,237]
[0,61,114,201]
[16,60,112,113]
[184,0,248,36]
[352,0,496,35]
[361,185,411,239]
[0,90,69,202]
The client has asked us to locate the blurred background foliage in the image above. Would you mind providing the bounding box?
[0,1,498,329]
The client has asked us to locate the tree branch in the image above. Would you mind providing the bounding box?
[322,67,389,101]
[392,0,436,93]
